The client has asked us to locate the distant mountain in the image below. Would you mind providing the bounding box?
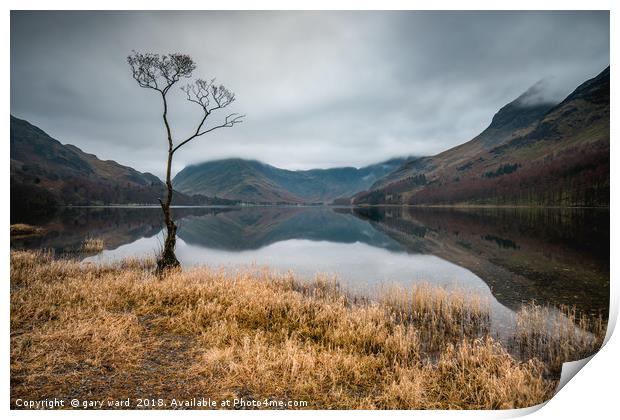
[368,82,559,192]
[354,67,610,207]
[13,66,609,210]
[172,157,409,204]
[10,116,235,218]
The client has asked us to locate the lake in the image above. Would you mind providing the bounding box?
[11,205,609,339]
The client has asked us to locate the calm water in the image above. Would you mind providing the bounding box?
[11,206,609,336]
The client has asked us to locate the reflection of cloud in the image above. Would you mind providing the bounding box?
[10,11,610,177]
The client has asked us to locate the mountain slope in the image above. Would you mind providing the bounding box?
[172,157,409,204]
[354,67,609,207]
[172,159,306,204]
[370,81,558,191]
[10,116,234,216]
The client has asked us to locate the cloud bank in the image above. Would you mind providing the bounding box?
[11,11,609,178]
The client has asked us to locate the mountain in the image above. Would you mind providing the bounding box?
[368,83,558,192]
[172,157,409,204]
[10,116,235,218]
[354,67,610,207]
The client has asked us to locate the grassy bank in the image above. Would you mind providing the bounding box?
[10,250,604,409]
[10,224,45,237]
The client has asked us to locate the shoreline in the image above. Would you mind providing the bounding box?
[56,203,610,210]
[10,250,605,409]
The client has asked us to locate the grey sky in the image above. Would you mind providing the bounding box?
[11,11,609,178]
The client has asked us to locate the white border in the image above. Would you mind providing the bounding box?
[3,1,616,419]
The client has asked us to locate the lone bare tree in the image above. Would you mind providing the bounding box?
[127,51,244,271]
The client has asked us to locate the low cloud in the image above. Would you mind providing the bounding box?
[11,11,609,178]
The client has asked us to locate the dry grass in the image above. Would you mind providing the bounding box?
[81,237,105,253]
[378,283,490,353]
[10,224,45,237]
[512,303,607,375]
[10,250,603,409]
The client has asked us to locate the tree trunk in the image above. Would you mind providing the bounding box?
[157,149,180,272]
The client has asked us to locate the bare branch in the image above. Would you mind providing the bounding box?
[175,79,241,152]
[197,113,245,136]
[172,113,245,154]
[127,50,244,270]
[181,78,215,110]
[127,51,196,94]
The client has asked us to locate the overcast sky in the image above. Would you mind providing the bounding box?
[11,11,609,178]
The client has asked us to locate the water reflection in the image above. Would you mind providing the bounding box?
[349,206,609,317]
[11,205,609,321]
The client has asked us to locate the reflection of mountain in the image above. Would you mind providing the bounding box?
[10,207,229,253]
[176,207,404,252]
[12,205,608,319]
[351,207,609,316]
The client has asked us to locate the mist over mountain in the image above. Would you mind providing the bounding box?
[10,116,236,219]
[172,157,410,204]
[353,66,609,207]
[10,115,408,211]
[10,66,609,210]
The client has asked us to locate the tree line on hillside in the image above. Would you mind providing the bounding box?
[408,148,609,206]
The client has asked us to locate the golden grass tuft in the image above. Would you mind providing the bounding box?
[512,303,607,375]
[10,224,45,237]
[81,237,105,253]
[428,338,552,409]
[10,250,603,409]
[378,283,490,353]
